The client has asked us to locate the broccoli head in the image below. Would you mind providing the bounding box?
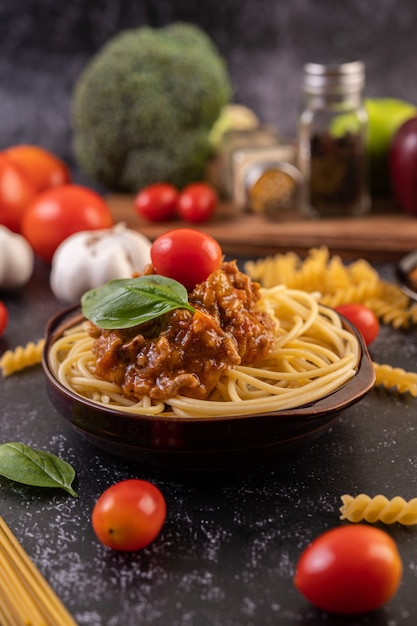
[71,22,232,192]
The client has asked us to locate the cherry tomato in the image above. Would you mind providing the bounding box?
[151,228,223,290]
[177,183,218,223]
[0,301,8,336]
[294,525,402,614]
[21,184,113,263]
[335,303,380,345]
[0,154,38,233]
[3,144,71,193]
[134,183,179,222]
[91,479,166,552]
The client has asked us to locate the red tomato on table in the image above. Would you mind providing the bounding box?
[294,525,402,614]
[92,479,166,551]
[0,154,38,233]
[21,184,113,263]
[0,301,8,336]
[151,228,223,291]
[134,183,179,222]
[177,183,218,223]
[3,144,70,193]
[335,303,380,345]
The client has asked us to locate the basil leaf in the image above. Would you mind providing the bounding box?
[81,274,195,329]
[0,442,78,498]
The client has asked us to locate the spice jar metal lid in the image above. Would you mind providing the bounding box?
[303,61,365,95]
[245,161,302,216]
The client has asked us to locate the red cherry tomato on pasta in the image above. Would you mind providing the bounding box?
[335,303,380,345]
[177,183,218,223]
[91,479,166,552]
[151,228,223,290]
[294,525,402,614]
[0,301,8,336]
[134,183,179,222]
[21,184,113,263]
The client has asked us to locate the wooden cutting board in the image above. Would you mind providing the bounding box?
[107,194,417,262]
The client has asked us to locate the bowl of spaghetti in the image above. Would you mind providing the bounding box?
[42,261,375,470]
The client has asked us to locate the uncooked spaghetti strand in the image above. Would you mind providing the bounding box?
[0,516,79,625]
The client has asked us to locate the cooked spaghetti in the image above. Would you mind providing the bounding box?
[48,263,360,418]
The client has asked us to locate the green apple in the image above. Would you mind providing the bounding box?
[365,98,417,196]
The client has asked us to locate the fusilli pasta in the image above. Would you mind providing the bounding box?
[340,494,417,525]
[373,362,417,397]
[245,246,417,329]
[0,339,45,377]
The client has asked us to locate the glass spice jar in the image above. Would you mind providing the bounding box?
[216,126,280,200]
[298,61,370,218]
[231,142,300,214]
[244,160,302,217]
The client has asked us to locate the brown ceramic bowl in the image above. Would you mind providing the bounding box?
[42,306,376,471]
[397,249,417,302]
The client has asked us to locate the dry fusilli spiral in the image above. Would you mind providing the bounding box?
[245,246,417,329]
[340,494,417,525]
[0,339,45,377]
[373,362,417,397]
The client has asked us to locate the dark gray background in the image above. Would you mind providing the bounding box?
[1,0,416,175]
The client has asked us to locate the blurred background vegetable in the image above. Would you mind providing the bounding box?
[208,103,260,148]
[134,183,180,222]
[21,184,114,263]
[71,22,232,193]
[0,301,8,337]
[0,145,72,233]
[0,225,34,289]
[389,116,417,215]
[0,153,38,233]
[177,182,218,223]
[365,98,417,196]
[3,145,70,193]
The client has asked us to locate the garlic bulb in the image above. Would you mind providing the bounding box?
[0,225,34,289]
[50,223,152,302]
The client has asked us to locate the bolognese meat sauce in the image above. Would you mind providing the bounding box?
[89,261,275,402]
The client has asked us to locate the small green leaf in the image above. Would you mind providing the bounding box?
[0,443,78,497]
[81,274,195,329]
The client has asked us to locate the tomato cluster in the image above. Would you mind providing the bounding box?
[0,144,113,262]
[135,182,218,224]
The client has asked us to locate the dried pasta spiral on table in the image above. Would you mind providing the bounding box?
[340,494,417,525]
[0,339,45,377]
[373,362,417,397]
[245,246,417,329]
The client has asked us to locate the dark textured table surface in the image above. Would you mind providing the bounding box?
[1,255,417,626]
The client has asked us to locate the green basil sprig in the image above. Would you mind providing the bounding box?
[0,443,78,497]
[81,275,195,330]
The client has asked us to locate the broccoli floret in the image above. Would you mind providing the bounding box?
[71,22,232,192]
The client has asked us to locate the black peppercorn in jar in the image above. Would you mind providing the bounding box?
[298,61,370,218]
